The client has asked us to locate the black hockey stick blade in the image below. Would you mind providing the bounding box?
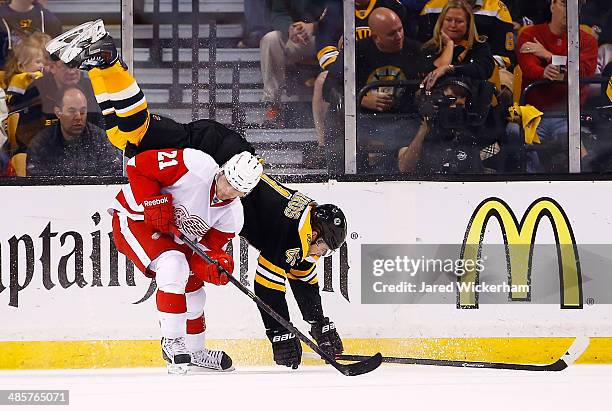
[334,337,589,372]
[177,231,382,376]
[337,352,383,376]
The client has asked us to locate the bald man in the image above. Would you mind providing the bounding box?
[324,7,423,173]
[26,86,122,176]
[313,0,409,147]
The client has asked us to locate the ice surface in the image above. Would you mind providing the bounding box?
[0,364,609,411]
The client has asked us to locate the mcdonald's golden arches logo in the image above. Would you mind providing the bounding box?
[458,197,583,309]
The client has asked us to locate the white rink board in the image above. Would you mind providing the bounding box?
[1,180,611,341]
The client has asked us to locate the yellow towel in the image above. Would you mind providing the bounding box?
[606,77,612,103]
[508,104,543,145]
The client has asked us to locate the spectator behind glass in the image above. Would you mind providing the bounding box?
[517,0,597,110]
[238,0,270,48]
[421,0,494,91]
[597,11,612,74]
[0,0,62,67]
[259,0,326,128]
[313,0,409,147]
[507,0,597,172]
[579,0,609,40]
[419,0,515,70]
[12,59,104,151]
[2,32,49,157]
[398,79,485,174]
[26,86,122,176]
[505,0,551,28]
[324,7,423,173]
[3,32,47,96]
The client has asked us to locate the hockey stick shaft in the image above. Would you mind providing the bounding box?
[334,354,565,371]
[321,337,590,372]
[176,231,382,376]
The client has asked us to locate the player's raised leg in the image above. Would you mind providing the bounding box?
[46,20,150,151]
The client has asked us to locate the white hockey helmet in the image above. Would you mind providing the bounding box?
[221,151,263,194]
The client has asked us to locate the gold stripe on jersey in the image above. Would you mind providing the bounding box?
[297,208,313,261]
[256,265,286,284]
[89,62,150,150]
[289,266,315,278]
[421,0,512,23]
[317,45,339,70]
[96,62,140,93]
[260,174,292,199]
[355,26,372,41]
[255,273,286,292]
[117,99,148,118]
[258,255,287,278]
[286,272,318,284]
[355,0,376,20]
[287,265,318,284]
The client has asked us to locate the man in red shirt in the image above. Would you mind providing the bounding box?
[508,0,597,171]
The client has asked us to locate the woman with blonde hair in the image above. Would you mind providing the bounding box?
[421,0,494,89]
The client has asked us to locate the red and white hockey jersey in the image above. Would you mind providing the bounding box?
[109,148,243,251]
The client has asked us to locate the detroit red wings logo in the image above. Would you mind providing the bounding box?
[173,206,210,237]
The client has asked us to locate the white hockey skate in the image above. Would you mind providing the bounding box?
[46,19,106,63]
[188,348,234,372]
[161,337,191,375]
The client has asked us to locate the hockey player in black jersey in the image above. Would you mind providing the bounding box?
[241,176,347,368]
[47,20,347,369]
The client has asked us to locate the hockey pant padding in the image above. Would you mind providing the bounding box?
[186,280,207,352]
[151,250,189,338]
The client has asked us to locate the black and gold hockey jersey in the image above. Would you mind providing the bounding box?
[241,174,319,292]
[316,0,408,70]
[241,174,327,331]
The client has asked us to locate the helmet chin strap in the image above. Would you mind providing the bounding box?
[212,172,224,203]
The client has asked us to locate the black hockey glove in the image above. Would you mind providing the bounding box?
[309,317,343,356]
[266,329,302,369]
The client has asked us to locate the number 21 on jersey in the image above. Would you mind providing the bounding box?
[158,150,178,170]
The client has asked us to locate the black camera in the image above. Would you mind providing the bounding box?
[415,79,472,130]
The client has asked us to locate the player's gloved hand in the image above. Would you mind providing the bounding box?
[143,193,174,234]
[266,328,302,369]
[188,251,233,285]
[309,317,343,356]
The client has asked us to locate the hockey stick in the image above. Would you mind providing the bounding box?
[177,231,382,376]
[307,336,589,371]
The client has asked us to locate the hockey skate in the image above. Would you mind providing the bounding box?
[188,348,234,372]
[161,337,191,375]
[46,19,121,70]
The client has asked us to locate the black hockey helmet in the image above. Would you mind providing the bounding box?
[311,204,347,251]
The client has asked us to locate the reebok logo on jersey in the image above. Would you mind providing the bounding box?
[143,197,169,207]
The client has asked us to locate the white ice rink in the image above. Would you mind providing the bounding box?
[0,364,610,411]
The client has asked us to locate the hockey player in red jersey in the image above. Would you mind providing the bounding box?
[47,20,346,371]
[110,149,263,374]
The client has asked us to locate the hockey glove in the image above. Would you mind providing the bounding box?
[266,328,302,369]
[189,251,233,285]
[309,317,343,356]
[143,193,175,234]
